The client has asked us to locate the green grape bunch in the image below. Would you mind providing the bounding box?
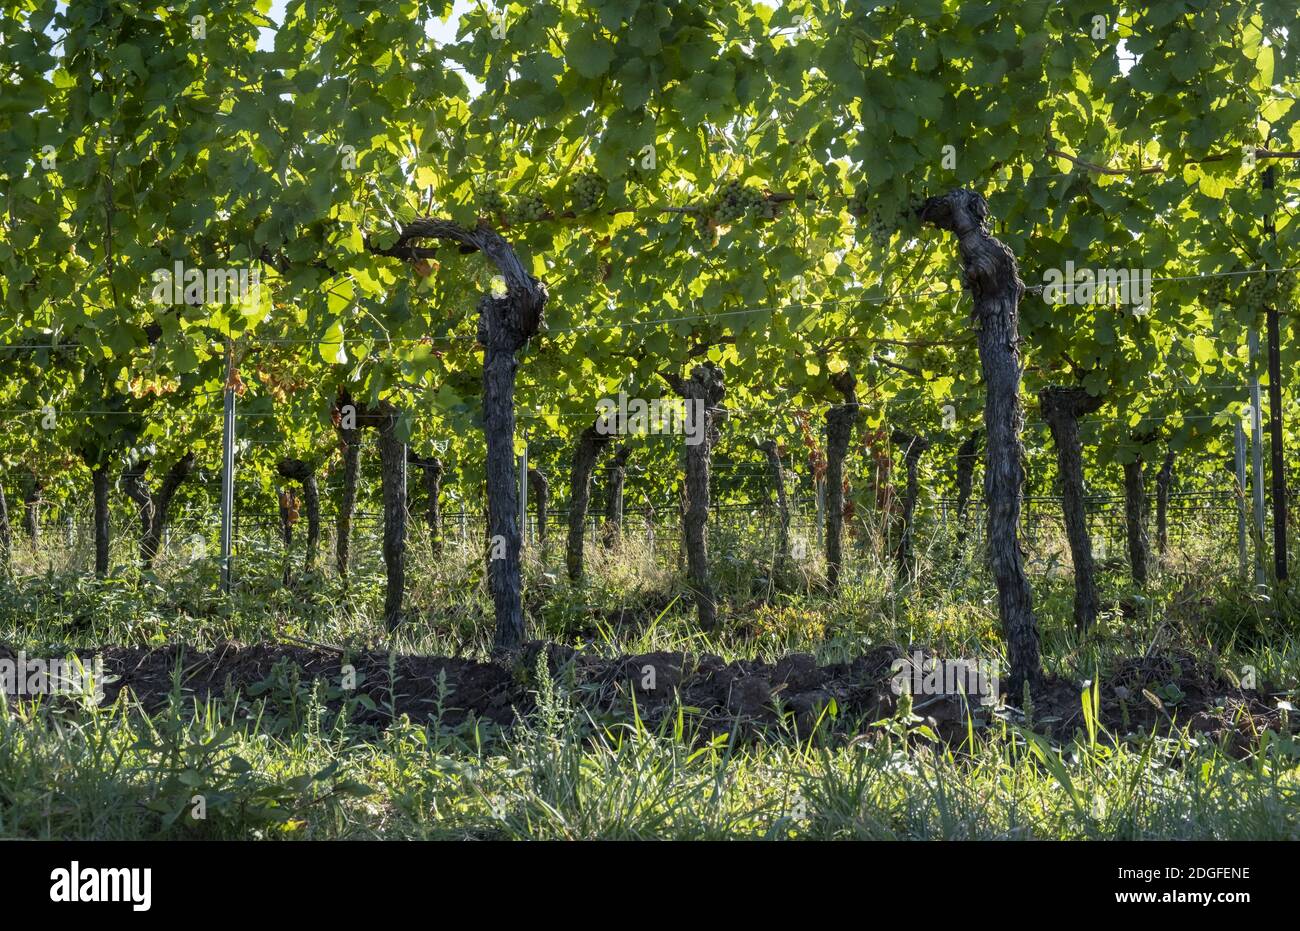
[848,183,871,219]
[1239,273,1268,313]
[1201,275,1229,309]
[865,208,895,248]
[507,194,549,225]
[848,183,911,248]
[711,180,765,225]
[1239,269,1298,314]
[1268,269,1297,303]
[476,186,508,216]
[570,171,605,214]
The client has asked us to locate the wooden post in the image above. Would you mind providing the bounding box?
[519,441,528,546]
[1264,163,1288,580]
[1249,330,1267,590]
[1235,419,1249,579]
[220,342,236,594]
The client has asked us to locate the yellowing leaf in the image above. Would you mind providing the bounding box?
[319,319,347,365]
[1191,334,1216,365]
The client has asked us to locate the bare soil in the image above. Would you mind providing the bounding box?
[0,642,1287,751]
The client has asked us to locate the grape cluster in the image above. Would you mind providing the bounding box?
[848,184,871,219]
[712,180,765,224]
[508,194,548,224]
[864,207,896,248]
[571,171,605,213]
[904,191,927,226]
[1201,276,1229,308]
[1240,273,1269,313]
[476,186,508,216]
[1244,270,1295,311]
[848,185,901,247]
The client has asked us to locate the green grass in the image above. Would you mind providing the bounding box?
[0,514,1297,840]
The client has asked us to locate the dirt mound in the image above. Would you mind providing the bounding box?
[1030,650,1288,753]
[0,642,1288,750]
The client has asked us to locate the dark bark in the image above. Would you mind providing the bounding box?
[601,445,631,548]
[277,458,320,569]
[475,252,547,652]
[677,481,688,569]
[527,467,548,548]
[1040,386,1104,633]
[954,429,981,548]
[1155,447,1175,557]
[121,466,151,554]
[670,363,725,630]
[565,421,612,581]
[759,439,790,564]
[373,219,547,651]
[120,453,195,568]
[92,467,110,576]
[277,488,294,584]
[23,478,41,541]
[1123,447,1151,586]
[409,454,445,556]
[825,372,859,589]
[335,424,360,578]
[919,189,1041,693]
[279,489,293,546]
[891,429,931,580]
[376,409,407,631]
[0,480,10,574]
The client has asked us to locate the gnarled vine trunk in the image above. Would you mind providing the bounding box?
[334,392,361,579]
[277,458,320,570]
[566,420,612,581]
[825,372,859,589]
[527,467,548,549]
[92,467,110,577]
[0,480,10,575]
[369,218,546,648]
[891,429,931,581]
[672,363,725,630]
[277,488,295,584]
[120,452,195,568]
[954,429,981,549]
[919,190,1041,694]
[375,408,407,631]
[1155,447,1175,557]
[677,481,688,569]
[1123,449,1151,586]
[602,445,631,548]
[1040,386,1104,633]
[472,237,548,652]
[759,439,790,565]
[410,454,444,556]
[23,478,41,542]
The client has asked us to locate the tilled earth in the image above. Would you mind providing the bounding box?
[0,641,1289,750]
